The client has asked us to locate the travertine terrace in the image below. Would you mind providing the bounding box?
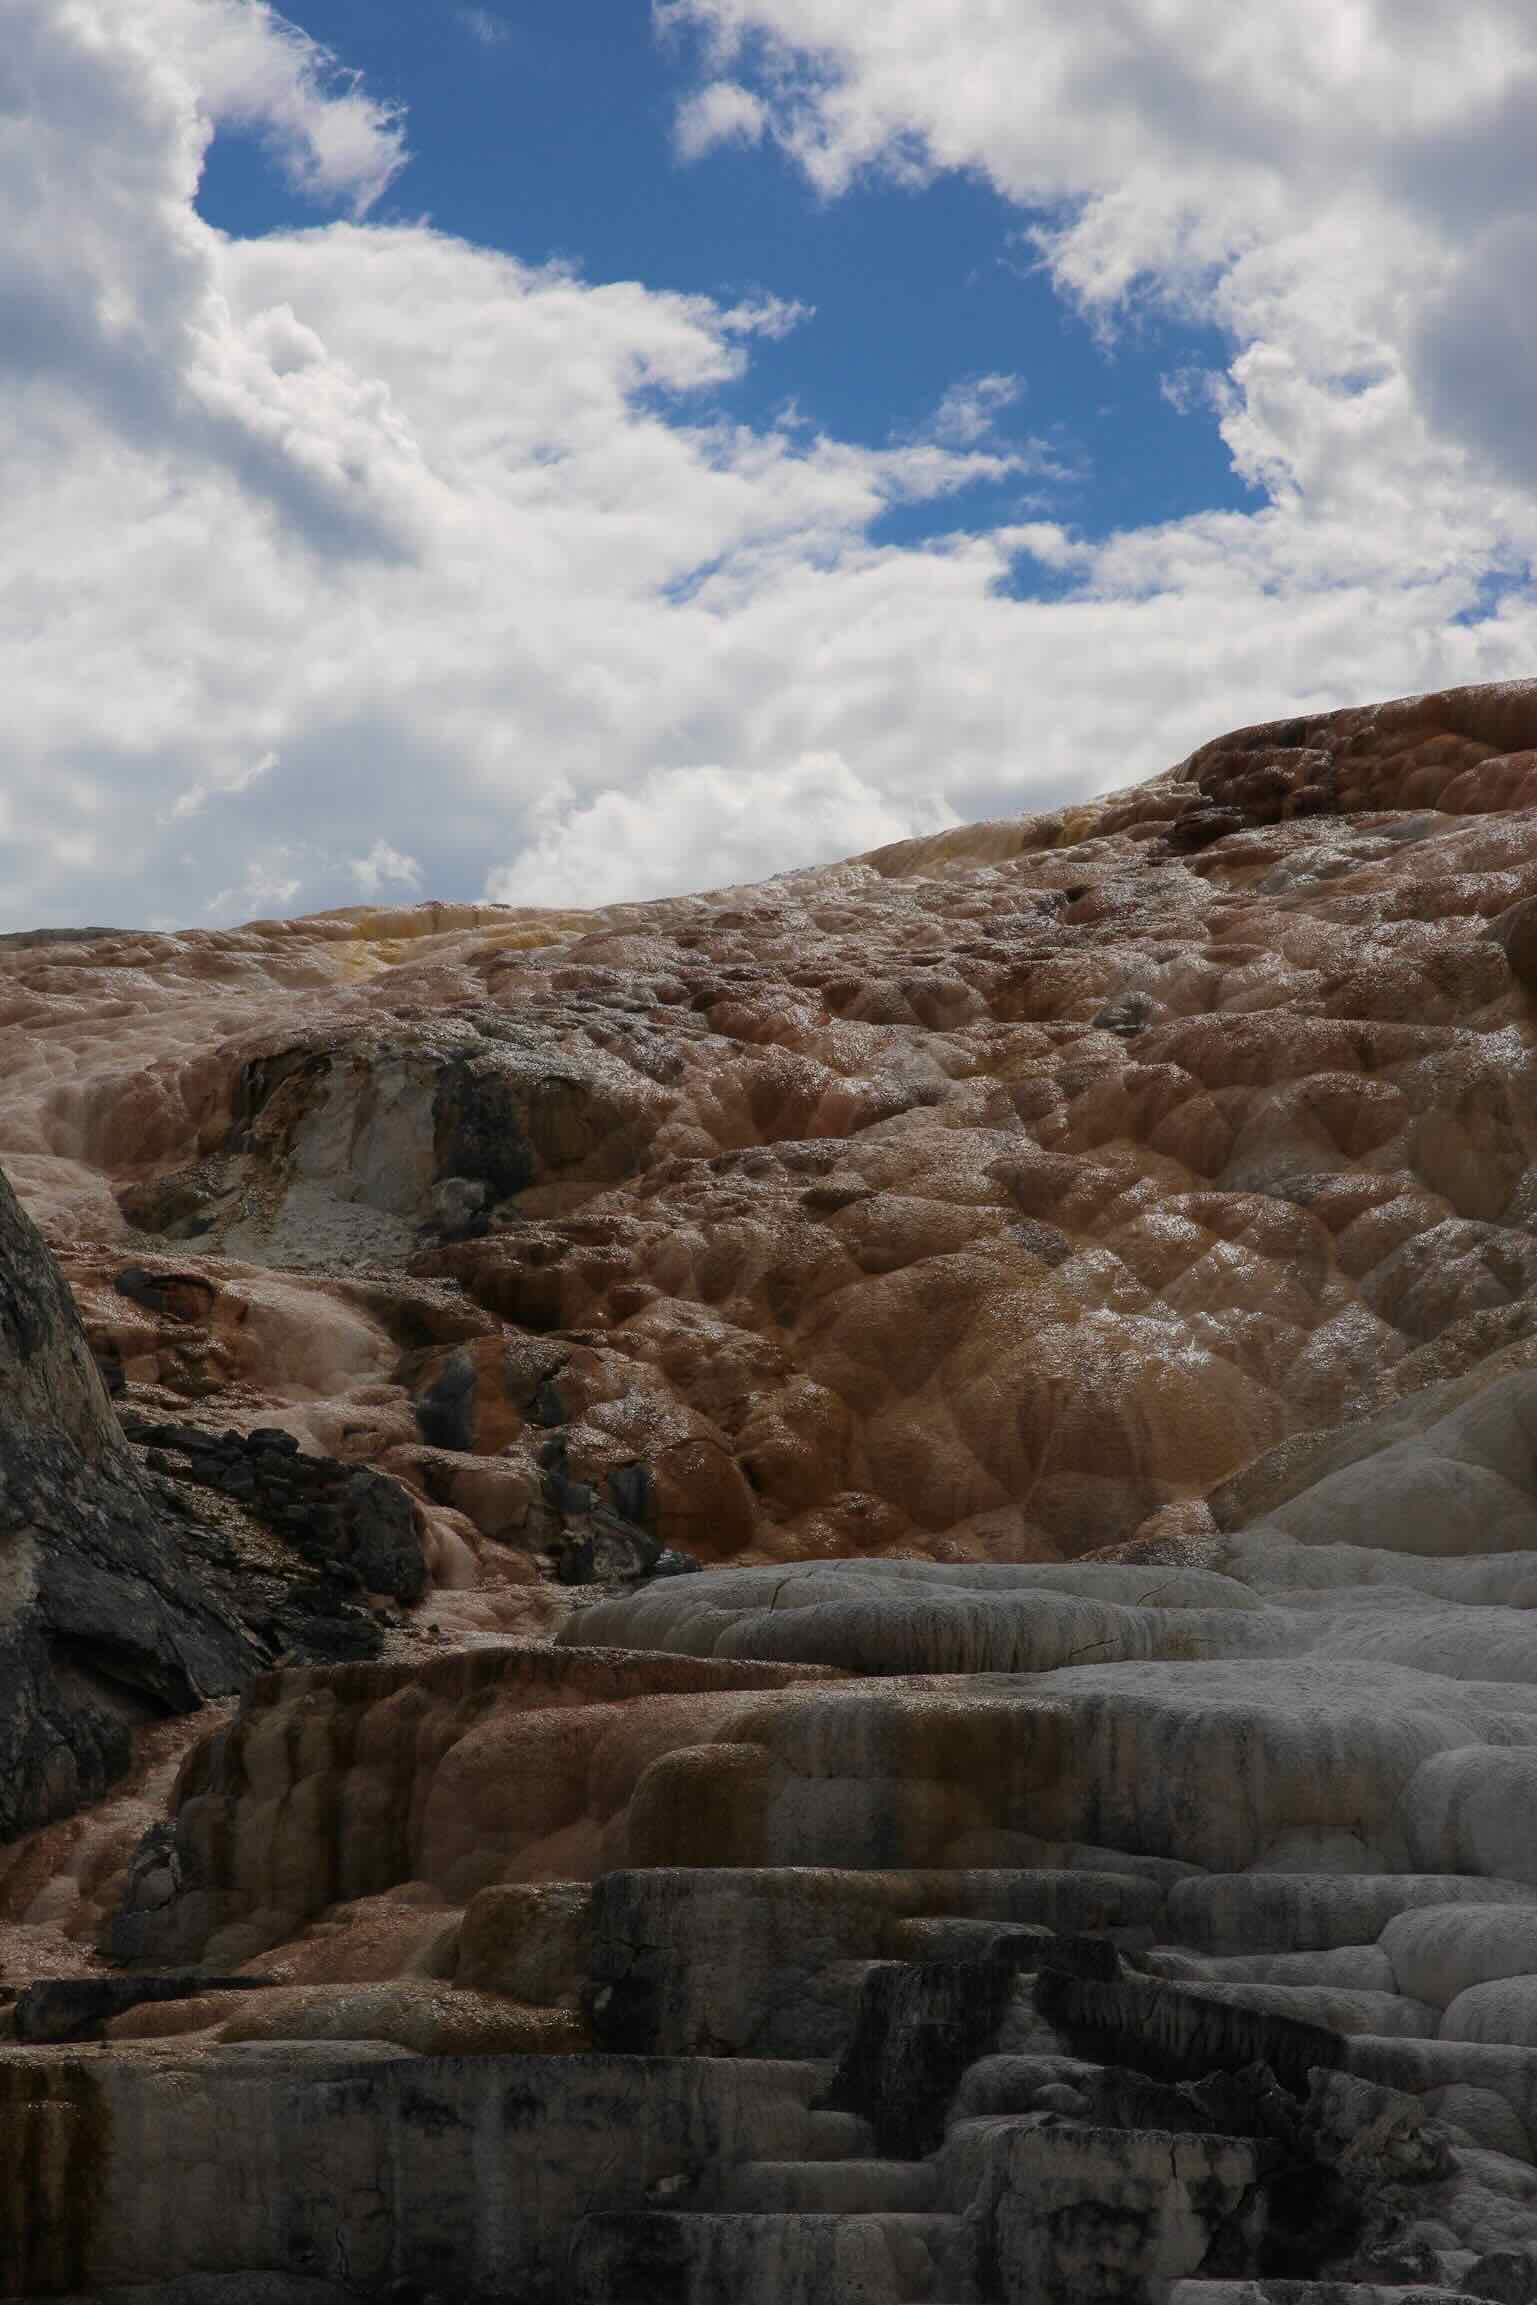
[5,678,1537,2301]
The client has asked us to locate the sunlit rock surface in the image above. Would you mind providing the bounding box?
[3,678,1537,2300]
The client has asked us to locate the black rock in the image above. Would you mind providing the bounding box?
[1464,2249,1537,2304]
[606,1461,654,1527]
[1033,1967,1345,2097]
[414,1348,479,1451]
[530,1378,566,1428]
[126,1416,427,1608]
[274,1575,382,1662]
[1087,2057,1300,2150]
[1040,1931,1123,1981]
[337,1468,427,1603]
[111,1267,218,1322]
[0,1163,255,1842]
[555,1505,662,1587]
[248,1427,300,1457]
[549,1469,599,1517]
[824,1955,1018,2158]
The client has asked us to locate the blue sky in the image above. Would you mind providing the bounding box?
[198,3,1258,561]
[0,0,1531,929]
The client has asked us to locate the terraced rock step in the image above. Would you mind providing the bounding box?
[889,1917,1053,1962]
[1168,2287,1471,2303]
[714,2158,942,2212]
[589,1866,1166,2060]
[798,2109,879,2160]
[571,2209,967,2305]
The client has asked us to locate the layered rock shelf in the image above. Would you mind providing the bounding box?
[4,679,1537,2300]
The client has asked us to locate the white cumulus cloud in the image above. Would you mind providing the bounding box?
[660,0,1537,527]
[349,838,423,897]
[0,0,1531,936]
[202,846,304,923]
[486,755,955,908]
[930,373,1022,449]
[673,78,769,162]
[170,749,278,823]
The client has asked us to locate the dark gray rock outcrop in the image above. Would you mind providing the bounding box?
[122,1413,427,1604]
[0,1165,254,1841]
[825,1950,1031,2157]
[1034,1963,1347,2096]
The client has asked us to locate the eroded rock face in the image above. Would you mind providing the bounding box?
[108,1642,839,1973]
[0,1168,253,1842]
[0,2048,825,2301]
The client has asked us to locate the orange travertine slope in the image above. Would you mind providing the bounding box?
[3,677,1535,1585]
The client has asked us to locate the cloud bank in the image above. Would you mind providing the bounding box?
[0,0,1532,930]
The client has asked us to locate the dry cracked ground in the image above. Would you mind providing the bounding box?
[5,677,1537,2303]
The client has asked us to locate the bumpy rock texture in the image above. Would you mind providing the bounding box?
[4,678,1537,2303]
[6,681,1537,1582]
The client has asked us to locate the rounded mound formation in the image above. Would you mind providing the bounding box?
[0,678,1533,1592]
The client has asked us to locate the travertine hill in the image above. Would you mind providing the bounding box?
[3,676,1537,2303]
[5,677,1537,1589]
